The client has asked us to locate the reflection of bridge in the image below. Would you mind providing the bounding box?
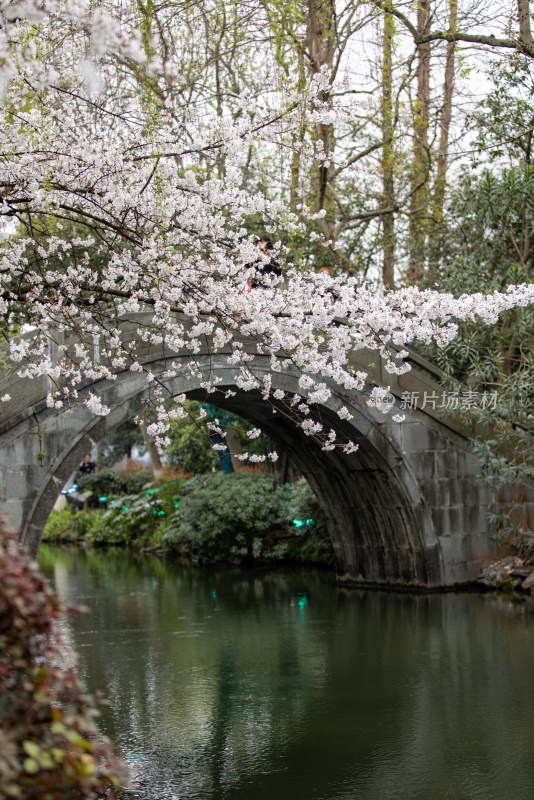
[0,314,531,587]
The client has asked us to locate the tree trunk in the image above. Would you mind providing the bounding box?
[96,441,104,470]
[408,0,431,284]
[225,425,243,471]
[433,0,457,218]
[381,5,395,288]
[277,450,295,485]
[429,0,457,285]
[140,423,164,477]
[290,48,308,211]
[518,0,534,47]
[306,0,336,211]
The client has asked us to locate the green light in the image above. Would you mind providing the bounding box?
[306,518,314,525]
[292,519,305,527]
[297,593,308,608]
[99,496,107,502]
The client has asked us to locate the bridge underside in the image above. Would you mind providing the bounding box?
[205,390,442,586]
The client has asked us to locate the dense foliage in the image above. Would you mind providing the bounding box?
[163,473,281,560]
[46,473,187,546]
[422,57,534,504]
[162,472,333,564]
[75,468,154,509]
[44,472,334,566]
[0,531,127,799]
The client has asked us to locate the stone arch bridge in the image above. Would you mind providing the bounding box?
[0,313,531,588]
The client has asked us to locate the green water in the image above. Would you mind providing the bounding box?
[38,545,534,800]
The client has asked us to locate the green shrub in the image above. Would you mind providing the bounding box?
[42,509,75,542]
[43,509,108,545]
[162,473,335,565]
[84,477,183,547]
[285,526,336,567]
[75,469,153,508]
[81,496,157,546]
[52,476,185,549]
[163,472,280,561]
[0,530,128,799]
[153,474,187,513]
[71,509,99,539]
[48,471,335,566]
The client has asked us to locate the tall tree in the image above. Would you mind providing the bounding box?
[380,4,396,287]
[433,0,457,218]
[370,0,534,60]
[407,0,431,283]
[306,0,337,212]
[428,0,457,285]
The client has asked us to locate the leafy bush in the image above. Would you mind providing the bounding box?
[82,476,186,547]
[0,530,128,799]
[153,473,188,513]
[163,472,280,561]
[85,494,162,546]
[44,473,335,566]
[70,510,99,539]
[44,476,185,549]
[75,469,153,508]
[43,509,75,542]
[507,530,534,562]
[490,510,534,562]
[43,509,107,544]
[284,525,336,567]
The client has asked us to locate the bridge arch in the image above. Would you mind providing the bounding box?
[0,351,447,585]
[4,298,517,589]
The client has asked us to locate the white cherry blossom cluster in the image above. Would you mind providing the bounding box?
[1,1,534,459]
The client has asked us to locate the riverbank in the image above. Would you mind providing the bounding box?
[44,471,336,569]
[45,469,534,591]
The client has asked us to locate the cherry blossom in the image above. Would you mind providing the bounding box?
[1,0,534,458]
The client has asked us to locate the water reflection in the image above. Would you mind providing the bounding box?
[39,546,534,800]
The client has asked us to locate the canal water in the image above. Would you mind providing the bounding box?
[38,545,534,800]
